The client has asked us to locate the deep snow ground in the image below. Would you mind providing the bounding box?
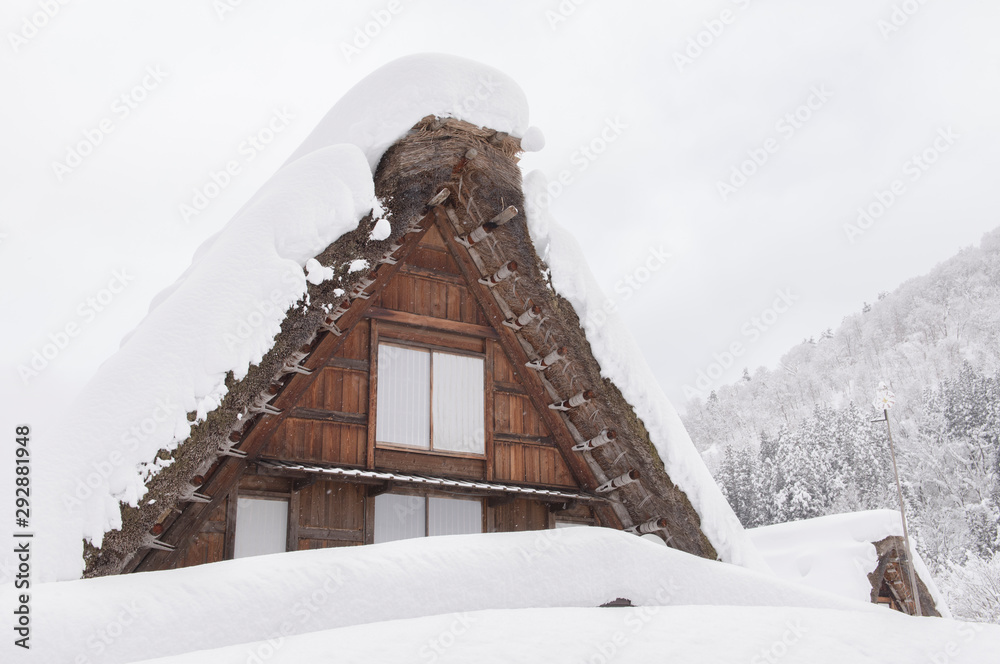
[133,605,996,664]
[11,528,992,664]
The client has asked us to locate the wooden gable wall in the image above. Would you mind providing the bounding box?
[167,223,592,570]
[244,224,576,488]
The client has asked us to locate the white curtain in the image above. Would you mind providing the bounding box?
[373,493,426,544]
[234,497,288,558]
[431,353,484,453]
[376,344,430,448]
[428,496,483,536]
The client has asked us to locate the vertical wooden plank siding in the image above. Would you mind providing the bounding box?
[177,498,228,568]
[293,481,366,549]
[364,492,375,545]
[493,498,550,532]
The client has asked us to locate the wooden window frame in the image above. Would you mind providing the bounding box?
[374,336,487,460]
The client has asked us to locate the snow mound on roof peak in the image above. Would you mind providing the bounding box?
[285,53,530,169]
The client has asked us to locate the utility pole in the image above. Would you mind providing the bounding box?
[873,381,922,617]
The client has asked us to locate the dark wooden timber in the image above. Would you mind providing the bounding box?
[399,263,465,285]
[298,527,363,543]
[223,489,237,560]
[366,318,379,470]
[494,433,556,446]
[286,489,300,550]
[484,340,496,481]
[291,408,368,426]
[494,380,527,395]
[327,357,369,371]
[364,306,498,339]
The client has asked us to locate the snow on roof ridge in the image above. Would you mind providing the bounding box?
[284,53,532,170]
[522,170,769,573]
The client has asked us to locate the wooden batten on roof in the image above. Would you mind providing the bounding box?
[82,115,718,578]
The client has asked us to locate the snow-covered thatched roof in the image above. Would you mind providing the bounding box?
[749,510,950,617]
[38,54,764,580]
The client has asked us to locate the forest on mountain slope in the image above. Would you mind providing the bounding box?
[683,226,1000,622]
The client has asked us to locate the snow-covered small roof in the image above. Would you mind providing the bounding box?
[749,510,950,617]
[39,54,764,579]
[258,459,600,502]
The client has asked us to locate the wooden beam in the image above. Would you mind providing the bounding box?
[399,263,465,285]
[292,475,318,492]
[298,527,364,543]
[291,408,367,426]
[286,488,300,552]
[494,380,527,395]
[494,433,556,446]
[200,520,226,534]
[223,488,237,560]
[363,491,375,545]
[364,307,498,339]
[485,340,495,481]
[546,500,576,513]
[327,357,369,372]
[366,481,392,497]
[367,318,379,470]
[133,214,434,572]
[487,494,515,508]
[432,206,622,530]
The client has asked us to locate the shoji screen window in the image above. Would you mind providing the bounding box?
[233,497,288,558]
[373,493,483,544]
[375,343,485,455]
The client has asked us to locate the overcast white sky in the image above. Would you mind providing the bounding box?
[2,0,999,433]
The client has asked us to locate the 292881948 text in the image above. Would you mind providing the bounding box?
[14,424,33,650]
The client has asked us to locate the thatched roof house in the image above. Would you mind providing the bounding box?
[39,54,763,580]
[749,510,948,617]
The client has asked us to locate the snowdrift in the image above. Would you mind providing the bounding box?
[134,605,997,664]
[750,509,951,616]
[27,528,868,664]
